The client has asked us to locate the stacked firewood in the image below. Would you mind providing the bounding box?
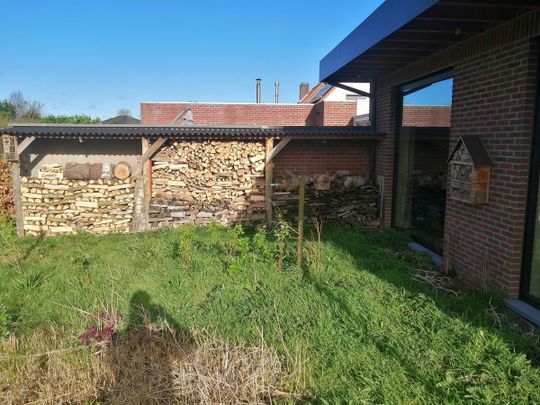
[273,171,380,226]
[150,140,266,227]
[0,161,14,218]
[20,177,134,235]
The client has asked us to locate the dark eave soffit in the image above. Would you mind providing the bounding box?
[320,0,540,84]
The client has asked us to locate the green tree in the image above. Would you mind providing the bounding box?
[0,100,15,119]
[40,114,101,124]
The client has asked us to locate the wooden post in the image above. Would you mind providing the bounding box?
[11,161,24,237]
[265,138,274,227]
[142,137,153,198]
[370,141,377,185]
[3,135,34,237]
[4,136,25,237]
[297,176,305,269]
[133,138,149,232]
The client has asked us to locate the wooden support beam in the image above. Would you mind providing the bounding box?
[137,136,166,174]
[265,138,274,227]
[10,137,24,236]
[370,141,377,185]
[297,176,305,269]
[133,137,155,232]
[142,137,153,199]
[12,164,24,236]
[17,136,36,156]
[266,136,292,164]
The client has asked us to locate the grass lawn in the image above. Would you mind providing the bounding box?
[1,220,540,403]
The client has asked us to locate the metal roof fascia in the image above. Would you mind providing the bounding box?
[319,0,440,82]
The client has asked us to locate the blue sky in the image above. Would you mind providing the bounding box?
[0,0,451,119]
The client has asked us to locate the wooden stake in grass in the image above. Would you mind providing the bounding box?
[297,176,305,269]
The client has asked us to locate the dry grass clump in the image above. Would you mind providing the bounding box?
[0,327,300,404]
[0,328,110,405]
[172,335,292,404]
[411,268,462,295]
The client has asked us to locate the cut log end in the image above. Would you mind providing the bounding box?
[114,162,132,180]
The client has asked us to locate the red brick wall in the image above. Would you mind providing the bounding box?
[140,101,356,126]
[320,102,356,126]
[274,140,371,178]
[375,86,399,227]
[375,31,538,298]
[444,39,537,298]
[402,106,451,127]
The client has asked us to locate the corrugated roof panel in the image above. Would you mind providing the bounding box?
[2,125,384,140]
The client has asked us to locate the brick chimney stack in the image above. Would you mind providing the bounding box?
[299,82,310,101]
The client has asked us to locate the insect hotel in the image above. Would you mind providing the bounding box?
[448,136,492,205]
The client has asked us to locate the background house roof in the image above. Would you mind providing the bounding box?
[101,115,141,124]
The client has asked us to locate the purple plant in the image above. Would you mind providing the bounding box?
[79,311,119,346]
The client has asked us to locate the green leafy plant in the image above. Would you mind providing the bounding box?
[225,224,252,273]
[252,227,275,264]
[173,225,197,271]
[273,215,293,271]
[14,267,49,294]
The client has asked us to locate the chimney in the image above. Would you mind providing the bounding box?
[299,82,310,101]
[256,78,262,103]
[274,81,280,104]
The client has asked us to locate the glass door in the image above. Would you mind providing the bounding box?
[394,127,450,253]
[394,76,453,254]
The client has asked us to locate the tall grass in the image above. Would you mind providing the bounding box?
[0,220,539,403]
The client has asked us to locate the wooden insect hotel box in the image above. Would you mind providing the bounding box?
[448,135,492,205]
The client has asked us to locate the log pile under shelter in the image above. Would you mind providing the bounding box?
[21,177,134,235]
[149,140,266,228]
[2,125,383,236]
[273,171,380,226]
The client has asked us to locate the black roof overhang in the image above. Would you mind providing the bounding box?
[320,0,540,84]
[2,125,384,141]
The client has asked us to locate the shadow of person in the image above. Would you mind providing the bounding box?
[126,290,183,337]
[100,290,192,404]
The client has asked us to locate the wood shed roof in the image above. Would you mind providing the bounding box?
[2,124,383,141]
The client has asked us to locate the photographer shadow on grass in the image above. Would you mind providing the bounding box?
[99,290,193,404]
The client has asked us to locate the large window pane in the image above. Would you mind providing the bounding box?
[394,77,453,254]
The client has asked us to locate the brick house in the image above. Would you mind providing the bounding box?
[320,0,540,323]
